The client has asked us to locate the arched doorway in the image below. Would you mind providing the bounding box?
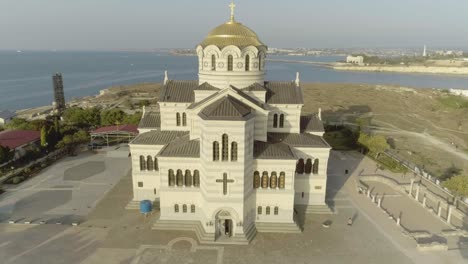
[215,210,235,240]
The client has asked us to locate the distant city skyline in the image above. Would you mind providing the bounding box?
[0,0,467,50]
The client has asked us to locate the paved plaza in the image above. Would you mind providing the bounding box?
[0,149,466,263]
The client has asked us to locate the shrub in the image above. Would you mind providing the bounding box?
[11,176,24,184]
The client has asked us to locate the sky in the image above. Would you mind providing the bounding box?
[0,0,467,50]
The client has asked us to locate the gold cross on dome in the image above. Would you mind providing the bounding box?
[229,1,236,22]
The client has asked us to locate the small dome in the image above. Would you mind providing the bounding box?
[199,21,266,49]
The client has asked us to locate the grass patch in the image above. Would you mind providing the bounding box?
[437,95,468,109]
[370,154,408,173]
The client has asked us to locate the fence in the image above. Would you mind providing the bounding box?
[383,149,468,215]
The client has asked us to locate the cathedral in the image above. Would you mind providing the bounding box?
[129,3,331,244]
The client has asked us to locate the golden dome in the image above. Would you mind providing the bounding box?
[199,21,266,49]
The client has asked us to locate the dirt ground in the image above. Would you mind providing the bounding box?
[301,83,468,178]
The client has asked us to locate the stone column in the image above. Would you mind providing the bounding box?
[447,205,452,225]
[422,196,427,208]
[367,189,371,198]
[378,198,382,208]
[397,217,401,226]
[437,202,442,217]
[409,179,414,197]
[415,184,420,201]
[372,195,376,203]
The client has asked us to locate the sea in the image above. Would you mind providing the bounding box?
[1,51,468,111]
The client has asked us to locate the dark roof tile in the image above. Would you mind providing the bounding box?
[254,141,296,160]
[199,95,252,121]
[131,131,188,145]
[139,112,161,129]
[268,132,330,148]
[159,135,200,158]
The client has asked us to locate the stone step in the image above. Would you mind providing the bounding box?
[255,221,302,233]
[297,205,335,214]
[153,220,255,245]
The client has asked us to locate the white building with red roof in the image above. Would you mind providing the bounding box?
[0,130,41,160]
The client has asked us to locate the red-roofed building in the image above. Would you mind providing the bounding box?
[0,130,41,160]
[90,124,139,148]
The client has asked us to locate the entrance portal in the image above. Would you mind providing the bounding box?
[215,210,234,240]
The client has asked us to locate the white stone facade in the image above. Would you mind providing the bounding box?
[129,6,331,243]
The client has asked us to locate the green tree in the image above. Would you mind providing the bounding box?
[101,109,125,126]
[123,112,143,125]
[358,133,389,158]
[40,126,48,147]
[62,107,101,127]
[5,118,35,130]
[0,145,13,164]
[442,175,468,207]
[56,130,89,153]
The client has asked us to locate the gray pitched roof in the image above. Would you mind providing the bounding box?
[159,135,200,158]
[159,80,198,103]
[131,131,189,145]
[300,114,324,133]
[229,86,265,109]
[265,81,304,105]
[138,112,161,129]
[194,82,220,91]
[199,95,252,121]
[254,141,296,160]
[242,83,267,92]
[268,133,330,148]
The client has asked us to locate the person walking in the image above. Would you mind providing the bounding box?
[347,217,353,226]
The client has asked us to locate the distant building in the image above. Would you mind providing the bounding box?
[423,45,427,57]
[346,55,364,65]
[0,130,40,160]
[52,73,66,113]
[0,110,15,126]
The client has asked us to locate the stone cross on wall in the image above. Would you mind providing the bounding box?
[216,173,234,195]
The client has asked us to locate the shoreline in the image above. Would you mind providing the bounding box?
[267,58,468,76]
[334,65,468,76]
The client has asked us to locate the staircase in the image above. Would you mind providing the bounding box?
[153,220,255,245]
[255,221,302,233]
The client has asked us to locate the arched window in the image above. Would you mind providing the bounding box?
[211,55,216,71]
[231,142,238,162]
[183,204,187,213]
[313,159,319,174]
[279,172,285,189]
[174,204,179,213]
[305,159,312,174]
[228,55,233,71]
[296,159,305,174]
[185,170,192,187]
[274,206,279,215]
[146,155,153,171]
[213,141,219,161]
[176,169,183,186]
[245,55,250,71]
[279,114,285,128]
[176,113,181,126]
[168,169,175,186]
[261,171,269,189]
[193,170,200,187]
[257,206,262,215]
[253,171,260,189]
[266,206,271,215]
[273,114,278,128]
[139,156,146,171]
[182,113,187,126]
[222,134,229,161]
[154,157,159,171]
[270,172,278,189]
[191,204,195,213]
